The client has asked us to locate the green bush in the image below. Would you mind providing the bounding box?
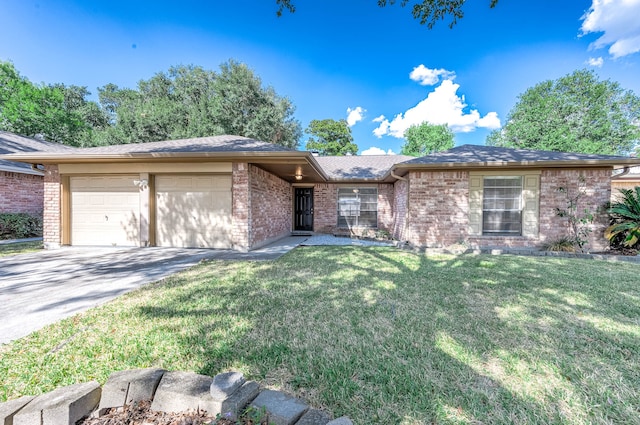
[540,237,577,253]
[606,187,640,249]
[0,213,43,240]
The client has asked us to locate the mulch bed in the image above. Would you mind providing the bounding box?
[76,400,268,425]
[592,247,639,256]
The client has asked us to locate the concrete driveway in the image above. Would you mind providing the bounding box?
[0,238,303,345]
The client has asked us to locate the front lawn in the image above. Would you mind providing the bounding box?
[1,247,638,424]
[0,241,42,257]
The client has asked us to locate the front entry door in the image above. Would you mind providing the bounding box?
[294,188,314,231]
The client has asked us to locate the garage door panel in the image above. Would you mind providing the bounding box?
[155,175,232,249]
[71,176,140,246]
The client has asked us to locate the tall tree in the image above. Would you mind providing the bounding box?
[401,122,454,156]
[487,70,640,155]
[97,61,301,148]
[305,119,358,156]
[0,61,105,147]
[210,60,301,148]
[276,0,499,29]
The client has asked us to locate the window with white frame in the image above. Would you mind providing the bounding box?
[482,176,523,235]
[337,187,377,228]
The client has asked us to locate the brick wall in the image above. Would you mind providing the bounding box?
[392,179,408,241]
[248,165,292,248]
[406,171,469,247]
[377,184,394,231]
[0,171,44,214]
[231,163,250,250]
[312,183,394,236]
[312,183,338,233]
[43,165,61,248]
[538,168,611,251]
[405,168,612,251]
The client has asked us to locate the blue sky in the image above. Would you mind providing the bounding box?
[1,0,639,154]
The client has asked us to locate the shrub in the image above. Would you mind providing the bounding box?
[606,187,640,249]
[541,237,577,253]
[0,213,43,240]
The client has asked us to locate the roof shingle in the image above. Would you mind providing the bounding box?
[78,135,296,154]
[0,131,76,173]
[401,144,633,165]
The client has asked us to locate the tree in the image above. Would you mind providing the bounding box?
[305,119,358,156]
[401,122,454,156]
[276,0,498,29]
[487,70,640,155]
[96,61,301,148]
[0,61,105,147]
[210,60,301,148]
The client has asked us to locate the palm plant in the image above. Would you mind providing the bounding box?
[605,187,640,248]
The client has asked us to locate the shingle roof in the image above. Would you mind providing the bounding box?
[400,144,633,165]
[0,131,76,173]
[78,135,296,154]
[315,155,414,180]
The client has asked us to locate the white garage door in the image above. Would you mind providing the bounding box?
[70,176,140,246]
[155,175,232,248]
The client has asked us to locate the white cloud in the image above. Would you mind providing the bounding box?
[581,0,640,58]
[372,115,386,123]
[587,56,604,67]
[373,79,501,138]
[346,106,366,127]
[361,147,396,155]
[409,65,456,86]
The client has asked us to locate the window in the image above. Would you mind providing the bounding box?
[337,187,377,228]
[482,176,523,235]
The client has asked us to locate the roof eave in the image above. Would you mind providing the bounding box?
[382,158,640,180]
[0,150,331,181]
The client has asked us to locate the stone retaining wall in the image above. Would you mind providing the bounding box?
[0,369,352,425]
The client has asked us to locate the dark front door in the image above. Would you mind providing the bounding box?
[294,188,314,231]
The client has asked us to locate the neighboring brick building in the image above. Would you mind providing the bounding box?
[2,135,638,252]
[0,132,76,216]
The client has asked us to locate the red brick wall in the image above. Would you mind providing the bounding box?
[43,165,61,248]
[0,171,44,214]
[392,179,408,241]
[312,183,338,233]
[312,183,394,236]
[407,171,469,247]
[377,184,394,231]
[231,163,250,250]
[405,168,612,251]
[538,168,611,251]
[249,165,292,248]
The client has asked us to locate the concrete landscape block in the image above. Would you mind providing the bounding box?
[250,389,309,425]
[13,381,101,425]
[0,396,35,425]
[98,368,166,413]
[219,381,260,420]
[326,416,353,425]
[150,371,221,415]
[210,371,245,401]
[295,408,331,425]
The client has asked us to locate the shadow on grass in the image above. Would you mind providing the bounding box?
[133,247,640,424]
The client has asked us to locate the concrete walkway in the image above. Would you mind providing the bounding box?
[0,237,305,345]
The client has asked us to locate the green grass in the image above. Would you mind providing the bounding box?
[0,241,43,256]
[1,247,639,424]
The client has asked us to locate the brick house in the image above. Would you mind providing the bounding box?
[2,135,639,251]
[611,166,640,200]
[0,131,76,216]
